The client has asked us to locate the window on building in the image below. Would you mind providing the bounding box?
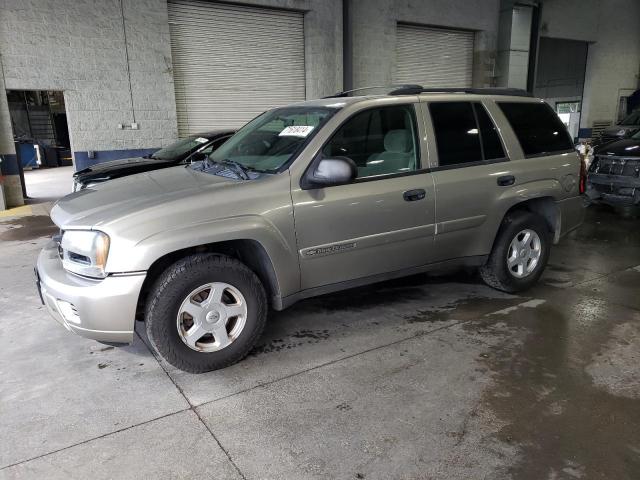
[322,105,419,178]
[498,102,574,156]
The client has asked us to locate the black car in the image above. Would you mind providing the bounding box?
[591,110,640,149]
[586,130,640,206]
[72,129,235,190]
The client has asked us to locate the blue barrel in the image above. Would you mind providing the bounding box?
[18,143,38,168]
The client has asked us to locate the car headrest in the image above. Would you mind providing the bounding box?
[384,129,411,153]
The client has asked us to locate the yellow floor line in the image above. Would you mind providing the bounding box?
[0,205,33,218]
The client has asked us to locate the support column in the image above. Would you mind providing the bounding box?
[0,55,24,208]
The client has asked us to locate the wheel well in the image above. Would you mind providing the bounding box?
[135,240,280,321]
[503,197,560,242]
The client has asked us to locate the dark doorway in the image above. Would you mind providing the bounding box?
[6,90,72,170]
[533,37,589,141]
[6,90,73,202]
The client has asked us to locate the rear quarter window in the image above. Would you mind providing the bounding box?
[498,102,573,157]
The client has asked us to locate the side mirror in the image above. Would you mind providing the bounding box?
[304,157,357,189]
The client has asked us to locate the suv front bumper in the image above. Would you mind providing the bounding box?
[36,240,146,344]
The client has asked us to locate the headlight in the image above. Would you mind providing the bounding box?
[60,230,110,278]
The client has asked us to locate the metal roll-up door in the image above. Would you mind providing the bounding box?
[168,0,305,136]
[395,24,474,88]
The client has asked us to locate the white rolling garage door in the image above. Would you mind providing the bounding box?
[395,24,474,88]
[168,0,305,136]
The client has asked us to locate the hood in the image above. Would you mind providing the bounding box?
[602,125,640,138]
[74,156,172,176]
[595,138,640,157]
[52,166,240,230]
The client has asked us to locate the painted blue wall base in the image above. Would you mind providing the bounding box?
[0,154,19,175]
[578,128,593,139]
[74,148,159,171]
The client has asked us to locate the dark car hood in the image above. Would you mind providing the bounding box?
[595,138,640,157]
[73,156,178,183]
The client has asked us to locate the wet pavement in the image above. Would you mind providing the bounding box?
[0,204,639,479]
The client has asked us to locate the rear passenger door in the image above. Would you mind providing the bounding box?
[424,100,514,261]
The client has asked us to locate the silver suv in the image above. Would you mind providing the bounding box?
[36,87,585,373]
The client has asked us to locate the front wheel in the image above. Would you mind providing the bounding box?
[479,211,551,293]
[145,254,267,373]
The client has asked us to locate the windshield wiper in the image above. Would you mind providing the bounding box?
[220,159,251,180]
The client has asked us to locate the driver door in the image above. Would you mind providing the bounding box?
[291,103,436,290]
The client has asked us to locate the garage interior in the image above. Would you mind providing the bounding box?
[1,0,640,479]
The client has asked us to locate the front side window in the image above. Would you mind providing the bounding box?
[498,102,573,156]
[322,105,419,178]
[209,107,336,172]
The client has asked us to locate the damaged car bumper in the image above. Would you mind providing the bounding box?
[586,155,640,206]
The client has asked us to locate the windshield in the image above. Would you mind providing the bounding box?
[620,110,640,126]
[152,136,210,160]
[209,106,336,172]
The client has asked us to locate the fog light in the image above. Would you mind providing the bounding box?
[57,300,80,325]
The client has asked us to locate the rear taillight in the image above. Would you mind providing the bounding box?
[579,158,587,194]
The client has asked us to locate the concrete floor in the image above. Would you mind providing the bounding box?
[23,166,73,203]
[0,204,639,479]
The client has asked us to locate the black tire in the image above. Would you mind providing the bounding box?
[145,253,267,373]
[479,211,551,293]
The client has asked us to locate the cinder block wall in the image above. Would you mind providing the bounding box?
[0,0,179,171]
[0,0,343,177]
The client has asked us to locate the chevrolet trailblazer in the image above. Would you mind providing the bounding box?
[36,86,585,373]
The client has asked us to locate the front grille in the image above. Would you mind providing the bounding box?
[592,155,640,177]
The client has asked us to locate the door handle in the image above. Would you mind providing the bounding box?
[403,189,426,202]
[497,175,515,186]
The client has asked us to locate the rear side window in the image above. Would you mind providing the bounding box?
[429,102,481,166]
[429,102,506,167]
[498,102,573,156]
[475,104,505,160]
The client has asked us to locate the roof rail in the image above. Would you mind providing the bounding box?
[324,84,424,98]
[389,85,532,97]
[324,85,533,99]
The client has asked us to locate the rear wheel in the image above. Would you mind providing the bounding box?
[480,211,551,293]
[145,254,267,373]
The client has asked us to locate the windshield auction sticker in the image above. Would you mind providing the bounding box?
[279,126,315,137]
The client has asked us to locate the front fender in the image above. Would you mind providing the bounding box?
[105,214,299,298]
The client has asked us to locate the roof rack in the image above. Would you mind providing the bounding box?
[325,85,532,98]
[389,85,532,97]
[323,85,399,98]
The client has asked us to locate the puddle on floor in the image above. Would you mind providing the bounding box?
[0,215,57,241]
[469,299,640,479]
